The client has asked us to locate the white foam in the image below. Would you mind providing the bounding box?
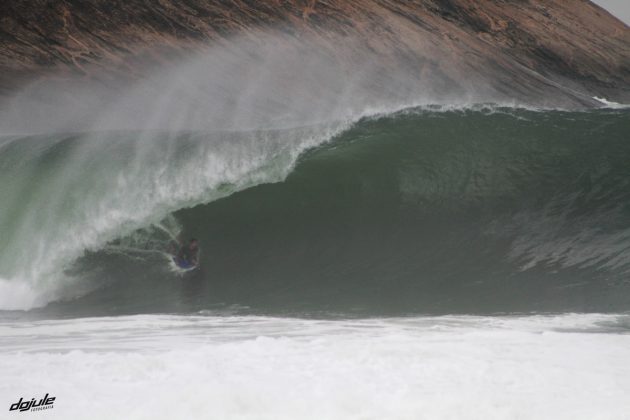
[0,278,47,311]
[593,96,630,109]
[1,314,629,419]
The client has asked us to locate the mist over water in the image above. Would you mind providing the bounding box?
[0,31,628,315]
[0,33,459,311]
[0,34,474,135]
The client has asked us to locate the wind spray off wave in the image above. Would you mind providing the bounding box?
[0,33,471,311]
[0,31,627,314]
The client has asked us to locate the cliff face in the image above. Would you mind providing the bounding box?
[0,0,629,104]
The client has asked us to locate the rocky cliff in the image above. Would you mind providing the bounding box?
[0,0,629,105]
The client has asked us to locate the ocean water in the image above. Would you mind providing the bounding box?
[1,107,630,316]
[1,105,629,418]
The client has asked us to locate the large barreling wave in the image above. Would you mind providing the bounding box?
[0,33,628,317]
[2,107,629,316]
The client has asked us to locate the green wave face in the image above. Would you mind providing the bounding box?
[168,108,630,316]
[3,108,630,317]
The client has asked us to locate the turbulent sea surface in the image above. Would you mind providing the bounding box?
[1,106,630,419]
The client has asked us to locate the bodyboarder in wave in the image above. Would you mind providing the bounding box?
[174,238,200,269]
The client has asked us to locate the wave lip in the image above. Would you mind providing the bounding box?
[593,96,630,109]
[0,125,347,311]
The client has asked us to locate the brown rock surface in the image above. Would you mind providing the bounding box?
[0,0,629,104]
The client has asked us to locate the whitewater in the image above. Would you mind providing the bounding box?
[2,314,630,419]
